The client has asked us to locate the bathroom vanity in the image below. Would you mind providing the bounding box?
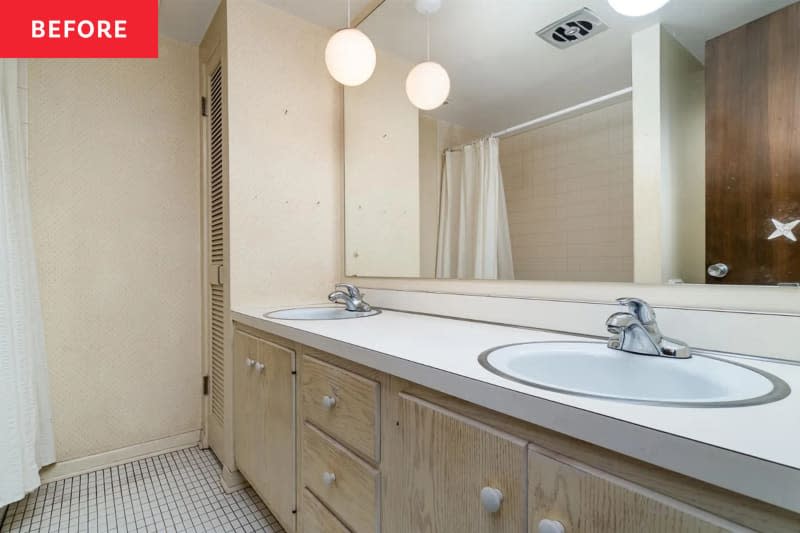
[229,307,800,533]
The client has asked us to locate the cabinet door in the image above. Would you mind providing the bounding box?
[233,331,261,483]
[234,331,296,532]
[260,338,296,531]
[528,446,728,533]
[390,393,528,533]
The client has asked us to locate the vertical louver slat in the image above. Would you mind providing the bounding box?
[208,63,225,426]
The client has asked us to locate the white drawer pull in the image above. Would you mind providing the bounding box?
[480,486,503,513]
[322,471,336,486]
[245,358,255,368]
[538,519,565,533]
[254,361,265,373]
[322,395,337,409]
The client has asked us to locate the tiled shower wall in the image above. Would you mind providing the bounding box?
[500,100,634,282]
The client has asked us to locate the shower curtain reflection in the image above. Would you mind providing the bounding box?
[435,137,514,280]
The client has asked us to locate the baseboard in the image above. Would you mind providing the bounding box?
[39,430,201,484]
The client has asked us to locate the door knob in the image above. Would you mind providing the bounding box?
[322,471,336,486]
[245,358,255,368]
[322,395,337,409]
[480,486,503,513]
[254,361,265,373]
[707,263,729,278]
[538,519,566,533]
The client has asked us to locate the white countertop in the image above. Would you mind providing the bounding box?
[232,304,800,513]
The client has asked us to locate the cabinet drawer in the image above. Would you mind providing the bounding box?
[528,446,728,533]
[301,488,350,533]
[302,355,380,462]
[302,423,380,533]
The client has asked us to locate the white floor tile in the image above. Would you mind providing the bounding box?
[1,447,284,533]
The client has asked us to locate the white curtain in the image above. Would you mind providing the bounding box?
[0,59,55,507]
[436,137,514,280]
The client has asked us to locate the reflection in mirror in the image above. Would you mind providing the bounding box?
[344,0,800,286]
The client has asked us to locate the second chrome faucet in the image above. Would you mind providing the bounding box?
[606,297,691,359]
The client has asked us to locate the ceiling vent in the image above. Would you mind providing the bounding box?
[536,8,608,49]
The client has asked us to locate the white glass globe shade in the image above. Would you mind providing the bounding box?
[405,61,451,110]
[608,0,670,16]
[325,28,376,86]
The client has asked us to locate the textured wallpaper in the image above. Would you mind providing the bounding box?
[226,0,343,309]
[27,38,202,461]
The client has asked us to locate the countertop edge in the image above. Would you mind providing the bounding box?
[232,309,800,514]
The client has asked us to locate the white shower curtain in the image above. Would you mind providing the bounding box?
[436,137,514,280]
[0,59,55,507]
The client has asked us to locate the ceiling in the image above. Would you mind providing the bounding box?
[159,0,220,44]
[361,0,796,133]
[159,0,796,133]
[159,0,375,44]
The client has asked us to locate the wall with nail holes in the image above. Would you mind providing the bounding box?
[227,0,343,308]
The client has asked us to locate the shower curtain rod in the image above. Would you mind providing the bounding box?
[445,86,633,152]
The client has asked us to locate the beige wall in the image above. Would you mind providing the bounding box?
[419,115,439,277]
[500,101,634,282]
[659,30,706,284]
[226,0,342,307]
[632,25,705,284]
[28,38,202,461]
[345,49,420,278]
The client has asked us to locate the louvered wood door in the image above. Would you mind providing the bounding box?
[204,56,229,460]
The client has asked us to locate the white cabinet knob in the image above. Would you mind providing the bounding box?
[480,486,503,513]
[538,519,565,533]
[245,358,255,368]
[254,361,265,373]
[322,471,336,486]
[322,395,337,409]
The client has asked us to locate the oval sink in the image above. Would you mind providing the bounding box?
[265,306,381,320]
[479,341,789,407]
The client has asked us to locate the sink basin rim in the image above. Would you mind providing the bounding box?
[479,341,790,408]
[264,306,381,320]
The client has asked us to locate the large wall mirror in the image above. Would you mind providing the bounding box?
[344,0,799,286]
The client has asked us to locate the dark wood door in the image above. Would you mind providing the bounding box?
[705,2,800,284]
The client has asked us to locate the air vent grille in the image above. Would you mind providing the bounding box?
[537,8,608,49]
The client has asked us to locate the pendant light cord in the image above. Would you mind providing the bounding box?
[426,14,431,61]
[346,0,351,28]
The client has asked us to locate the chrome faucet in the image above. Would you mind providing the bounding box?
[606,298,690,359]
[328,283,372,312]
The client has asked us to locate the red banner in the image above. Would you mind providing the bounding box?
[0,0,158,58]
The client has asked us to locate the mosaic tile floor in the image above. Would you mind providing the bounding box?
[1,447,284,533]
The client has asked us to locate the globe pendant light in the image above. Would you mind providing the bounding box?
[608,0,670,17]
[406,0,450,111]
[325,0,376,86]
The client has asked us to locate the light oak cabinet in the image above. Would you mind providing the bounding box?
[298,349,384,533]
[233,329,296,532]
[231,328,800,533]
[527,446,729,533]
[387,393,528,533]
